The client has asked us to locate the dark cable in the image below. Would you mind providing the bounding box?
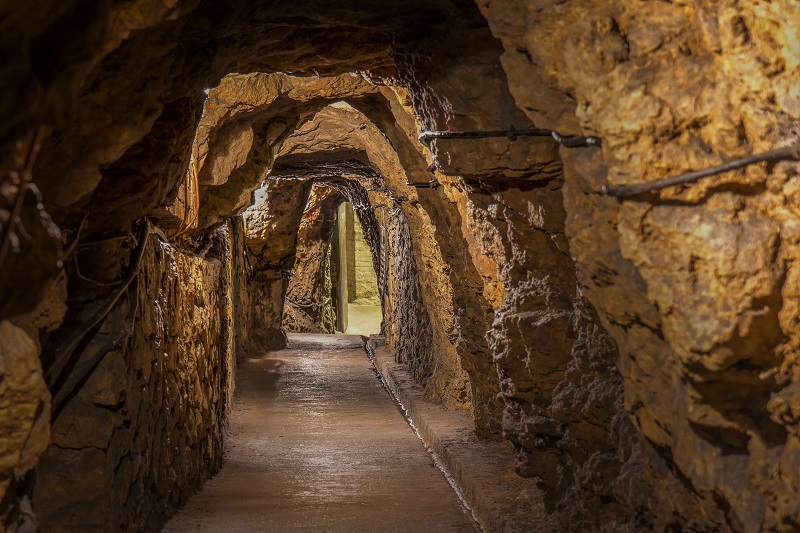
[602,143,800,198]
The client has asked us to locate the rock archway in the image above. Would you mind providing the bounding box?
[1,1,799,532]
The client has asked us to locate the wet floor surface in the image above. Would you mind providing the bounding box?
[162,334,477,532]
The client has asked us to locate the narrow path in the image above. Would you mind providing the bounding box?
[162,333,477,532]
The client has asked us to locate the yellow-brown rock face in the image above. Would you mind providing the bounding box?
[282,186,341,334]
[1,0,799,531]
[0,322,50,531]
[479,0,800,529]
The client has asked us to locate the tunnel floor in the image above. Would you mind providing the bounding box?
[161,333,477,532]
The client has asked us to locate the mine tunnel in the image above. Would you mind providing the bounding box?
[1,1,800,532]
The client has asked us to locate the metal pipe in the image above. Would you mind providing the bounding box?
[405,179,440,189]
[418,127,601,148]
[602,143,800,198]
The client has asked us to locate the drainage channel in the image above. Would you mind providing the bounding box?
[362,340,485,533]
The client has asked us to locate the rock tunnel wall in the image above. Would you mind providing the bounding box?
[282,186,341,334]
[244,179,313,350]
[1,1,799,531]
[229,216,252,366]
[477,0,800,530]
[383,211,435,387]
[30,221,242,532]
[0,322,50,532]
[450,179,638,529]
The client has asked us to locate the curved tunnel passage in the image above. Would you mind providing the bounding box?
[280,187,383,337]
[2,1,800,532]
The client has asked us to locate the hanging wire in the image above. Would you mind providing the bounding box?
[46,219,153,390]
[73,253,124,287]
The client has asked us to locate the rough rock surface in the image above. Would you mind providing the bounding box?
[244,179,313,350]
[283,186,341,334]
[33,230,237,532]
[228,216,251,365]
[443,179,639,530]
[479,0,800,529]
[1,1,798,531]
[0,322,50,532]
[193,73,380,229]
[384,213,435,388]
[0,133,64,323]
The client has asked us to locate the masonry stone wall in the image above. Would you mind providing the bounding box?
[32,226,238,532]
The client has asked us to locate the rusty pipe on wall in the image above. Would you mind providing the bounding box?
[603,143,800,198]
[418,127,601,148]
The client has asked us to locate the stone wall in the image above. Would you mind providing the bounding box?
[229,217,252,365]
[0,322,50,532]
[384,212,435,388]
[32,226,237,532]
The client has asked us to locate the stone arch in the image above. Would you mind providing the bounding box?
[3,2,798,531]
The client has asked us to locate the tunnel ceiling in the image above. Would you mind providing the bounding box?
[6,0,560,242]
[5,0,518,232]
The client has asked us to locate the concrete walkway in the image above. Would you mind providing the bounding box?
[162,334,476,532]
